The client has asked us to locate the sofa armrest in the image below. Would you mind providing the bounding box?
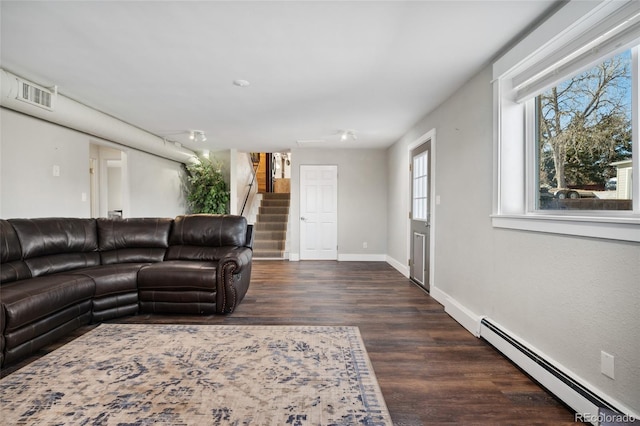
[245,224,254,249]
[216,246,253,314]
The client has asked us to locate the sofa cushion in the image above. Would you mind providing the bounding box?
[165,246,236,262]
[0,219,31,283]
[138,294,217,315]
[4,309,92,365]
[0,303,5,366]
[9,218,100,277]
[166,215,247,260]
[97,217,172,264]
[4,300,92,349]
[69,263,146,297]
[138,260,218,291]
[169,214,247,248]
[26,253,102,277]
[1,274,95,332]
[1,219,23,262]
[92,293,139,313]
[9,218,98,258]
[68,263,146,322]
[137,261,219,315]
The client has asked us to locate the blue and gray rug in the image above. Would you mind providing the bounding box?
[0,324,392,425]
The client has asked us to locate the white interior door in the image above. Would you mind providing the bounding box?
[300,165,338,260]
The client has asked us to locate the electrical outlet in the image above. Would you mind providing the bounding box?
[52,165,60,177]
[362,242,368,249]
[601,351,615,379]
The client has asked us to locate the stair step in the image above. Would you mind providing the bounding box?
[255,230,287,240]
[261,199,290,207]
[257,214,288,223]
[255,222,287,231]
[261,192,290,199]
[253,192,290,259]
[259,206,289,215]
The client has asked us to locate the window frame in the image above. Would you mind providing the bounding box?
[492,0,640,243]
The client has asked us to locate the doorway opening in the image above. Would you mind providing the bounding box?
[254,152,291,194]
[251,152,292,259]
[89,143,128,218]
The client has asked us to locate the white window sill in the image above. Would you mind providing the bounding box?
[491,214,640,242]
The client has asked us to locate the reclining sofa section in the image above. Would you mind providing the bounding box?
[0,214,253,367]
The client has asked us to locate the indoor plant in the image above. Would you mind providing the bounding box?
[185,158,230,214]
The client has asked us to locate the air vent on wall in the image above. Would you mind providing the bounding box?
[16,78,55,110]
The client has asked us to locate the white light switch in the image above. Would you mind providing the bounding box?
[52,165,60,177]
[436,195,441,205]
[601,351,615,379]
[81,192,87,202]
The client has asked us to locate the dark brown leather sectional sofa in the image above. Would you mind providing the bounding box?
[0,214,253,367]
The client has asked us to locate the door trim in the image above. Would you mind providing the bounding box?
[407,129,436,291]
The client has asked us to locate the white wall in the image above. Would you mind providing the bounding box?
[1,108,187,219]
[290,148,387,260]
[387,66,640,413]
[126,149,187,218]
[1,108,91,218]
[107,162,123,212]
[234,151,258,219]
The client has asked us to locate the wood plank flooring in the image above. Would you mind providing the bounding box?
[1,261,580,425]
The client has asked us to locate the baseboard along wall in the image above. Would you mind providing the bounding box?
[431,286,638,425]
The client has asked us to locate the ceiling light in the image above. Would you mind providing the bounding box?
[189,130,207,143]
[233,79,250,87]
[339,129,357,142]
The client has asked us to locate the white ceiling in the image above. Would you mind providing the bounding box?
[0,1,558,153]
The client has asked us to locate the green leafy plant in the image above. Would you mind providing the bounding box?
[185,158,230,214]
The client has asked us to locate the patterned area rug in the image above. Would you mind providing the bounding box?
[0,324,392,425]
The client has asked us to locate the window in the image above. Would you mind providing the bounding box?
[412,151,429,221]
[492,0,640,242]
[536,49,633,211]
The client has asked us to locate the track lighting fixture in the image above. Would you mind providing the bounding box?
[189,130,207,143]
[339,130,357,142]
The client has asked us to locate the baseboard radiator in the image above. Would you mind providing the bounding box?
[480,318,636,426]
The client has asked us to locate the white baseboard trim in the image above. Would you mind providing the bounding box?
[288,253,385,262]
[428,285,447,306]
[338,253,386,262]
[435,288,639,424]
[385,255,409,277]
[443,296,482,337]
[480,319,600,424]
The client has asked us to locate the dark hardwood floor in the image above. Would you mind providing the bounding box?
[1,261,580,425]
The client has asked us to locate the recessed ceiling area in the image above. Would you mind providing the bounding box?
[0,1,559,153]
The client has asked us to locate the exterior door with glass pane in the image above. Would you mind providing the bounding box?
[410,142,430,290]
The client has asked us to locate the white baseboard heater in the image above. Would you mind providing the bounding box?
[480,318,637,425]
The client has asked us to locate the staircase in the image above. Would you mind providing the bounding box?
[253,192,290,259]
